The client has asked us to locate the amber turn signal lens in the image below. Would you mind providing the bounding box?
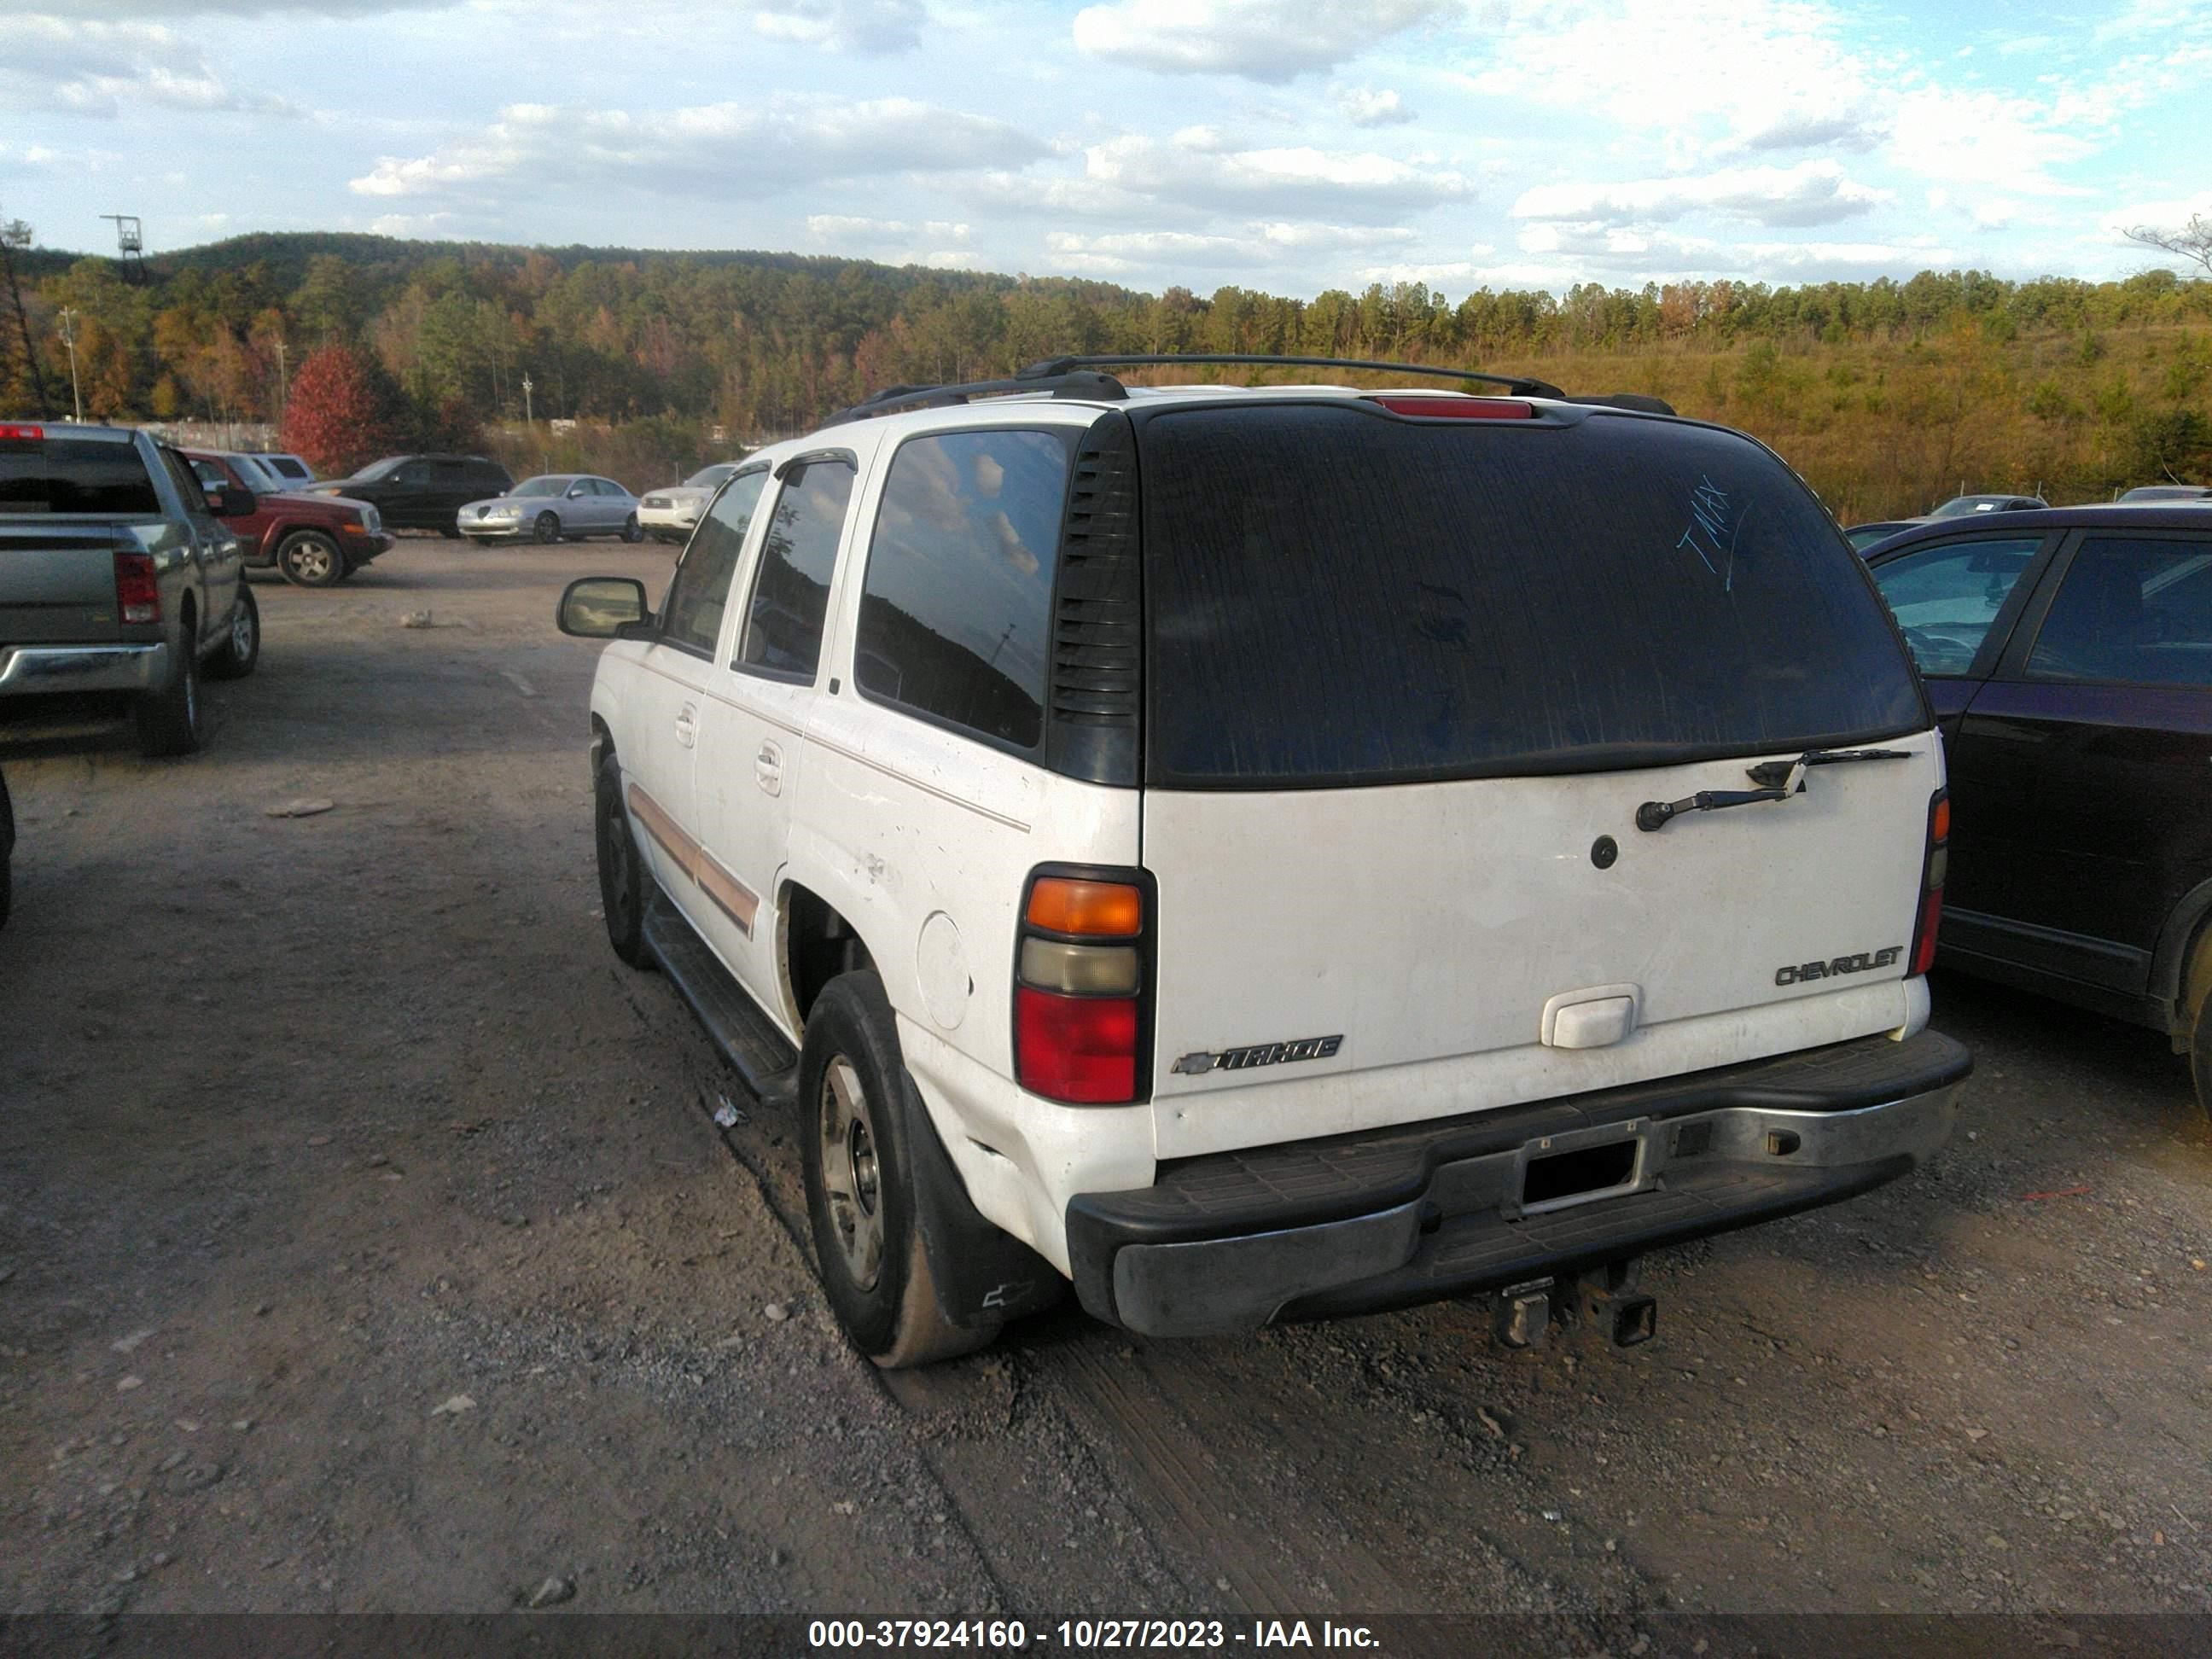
[1930,797,1951,842]
[1027,877,1143,937]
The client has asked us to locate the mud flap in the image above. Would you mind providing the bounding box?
[895,1070,1063,1330]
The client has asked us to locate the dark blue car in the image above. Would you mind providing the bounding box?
[1864,504,2212,1118]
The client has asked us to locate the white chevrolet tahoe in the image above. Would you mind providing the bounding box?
[559,355,1971,1368]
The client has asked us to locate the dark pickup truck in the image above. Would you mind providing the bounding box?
[1,422,261,756]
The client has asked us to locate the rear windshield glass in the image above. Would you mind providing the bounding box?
[1141,405,1924,787]
[0,435,162,515]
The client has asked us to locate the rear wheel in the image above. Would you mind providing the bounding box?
[135,626,205,757]
[2184,925,2212,1126]
[800,970,997,1368]
[595,751,652,969]
[207,586,259,680]
[621,514,643,544]
[533,511,562,545]
[276,530,343,587]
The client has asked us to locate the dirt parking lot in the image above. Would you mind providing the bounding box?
[3,539,2209,1632]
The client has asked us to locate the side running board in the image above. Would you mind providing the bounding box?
[643,894,800,1109]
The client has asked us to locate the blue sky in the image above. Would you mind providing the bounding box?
[3,1,2208,298]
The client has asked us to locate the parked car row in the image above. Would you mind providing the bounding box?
[1848,485,2209,551]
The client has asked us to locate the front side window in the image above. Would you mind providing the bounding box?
[737,461,853,679]
[512,476,565,498]
[2028,537,2212,689]
[660,469,768,656]
[1870,537,2041,678]
[393,462,432,487]
[856,429,1068,749]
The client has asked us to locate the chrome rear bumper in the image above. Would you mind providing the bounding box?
[0,643,168,697]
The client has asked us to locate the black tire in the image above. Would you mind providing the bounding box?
[799,970,998,1369]
[595,752,653,969]
[207,585,259,680]
[0,769,13,930]
[533,511,562,545]
[276,530,344,588]
[621,514,643,544]
[135,627,205,757]
[2185,925,2212,1127]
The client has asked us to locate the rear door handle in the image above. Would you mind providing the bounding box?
[755,740,783,795]
[673,702,698,748]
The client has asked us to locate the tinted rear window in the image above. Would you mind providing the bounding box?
[0,436,162,515]
[1141,405,1924,787]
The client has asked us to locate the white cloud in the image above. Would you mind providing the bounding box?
[0,2,443,13]
[748,0,925,54]
[1513,160,1889,230]
[1080,132,1469,222]
[1073,0,1452,84]
[350,97,1045,201]
[1335,85,1414,127]
[1,15,301,118]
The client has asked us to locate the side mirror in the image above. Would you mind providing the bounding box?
[568,485,590,498]
[212,485,257,519]
[558,576,651,639]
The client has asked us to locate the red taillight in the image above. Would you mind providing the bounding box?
[1909,789,1948,976]
[114,551,160,625]
[1016,988,1139,1103]
[1368,396,1534,419]
[0,424,44,442]
[1015,868,1148,1105]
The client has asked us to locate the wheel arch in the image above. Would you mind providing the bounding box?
[2151,876,2212,1034]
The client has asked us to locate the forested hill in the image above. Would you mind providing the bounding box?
[6,229,2209,516]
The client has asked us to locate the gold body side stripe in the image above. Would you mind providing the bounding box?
[626,782,759,937]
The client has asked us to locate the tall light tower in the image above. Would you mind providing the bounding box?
[272,337,288,422]
[57,306,83,422]
[0,212,52,417]
[100,214,146,283]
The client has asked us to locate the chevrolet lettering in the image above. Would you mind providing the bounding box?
[1775,946,1905,987]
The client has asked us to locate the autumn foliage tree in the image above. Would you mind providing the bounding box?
[280,343,401,475]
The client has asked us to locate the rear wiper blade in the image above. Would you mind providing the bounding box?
[1743,747,1916,789]
[1636,747,1918,832]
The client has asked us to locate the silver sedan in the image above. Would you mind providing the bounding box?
[457,474,643,544]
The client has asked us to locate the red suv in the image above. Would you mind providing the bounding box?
[183,451,392,587]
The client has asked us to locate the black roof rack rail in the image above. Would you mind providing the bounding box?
[823,368,1128,427]
[1017,352,1569,400]
[819,353,1679,427]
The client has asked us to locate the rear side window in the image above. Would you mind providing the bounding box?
[0,435,162,515]
[737,460,853,680]
[660,470,767,655]
[1141,405,1925,787]
[2028,536,2212,688]
[855,429,1068,750]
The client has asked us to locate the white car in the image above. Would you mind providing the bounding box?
[557,355,1970,1368]
[637,462,747,544]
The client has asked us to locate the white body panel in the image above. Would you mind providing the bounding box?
[1144,744,1943,1160]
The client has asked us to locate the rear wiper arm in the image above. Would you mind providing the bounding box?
[1636,748,1918,833]
[1635,785,1793,832]
[1743,747,1916,788]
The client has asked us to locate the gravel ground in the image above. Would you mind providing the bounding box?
[1,538,2208,1627]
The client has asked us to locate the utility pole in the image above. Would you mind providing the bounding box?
[273,338,288,423]
[0,212,52,418]
[521,372,533,427]
[57,307,83,422]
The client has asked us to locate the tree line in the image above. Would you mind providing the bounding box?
[3,230,2208,514]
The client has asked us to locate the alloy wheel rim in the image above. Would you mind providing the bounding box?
[294,542,332,580]
[818,1057,884,1292]
[231,602,253,657]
